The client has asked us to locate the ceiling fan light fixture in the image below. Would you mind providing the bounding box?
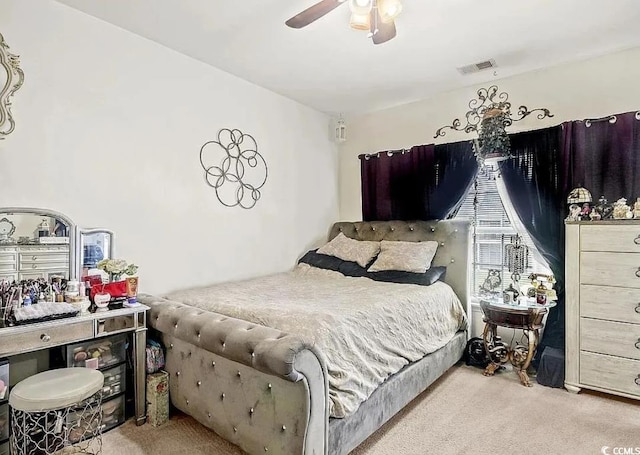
[377,0,403,23]
[349,12,371,31]
[349,0,372,15]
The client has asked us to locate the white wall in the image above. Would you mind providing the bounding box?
[339,47,640,221]
[0,0,339,294]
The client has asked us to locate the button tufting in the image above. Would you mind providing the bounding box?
[174,323,178,329]
[339,227,343,231]
[450,258,455,263]
[371,226,376,231]
[170,343,174,349]
[249,407,254,415]
[197,381,202,387]
[390,227,395,231]
[221,393,225,400]
[207,412,211,418]
[233,427,237,433]
[197,332,201,338]
[431,227,436,232]
[267,383,272,389]
[222,342,226,348]
[237,371,241,377]
[251,352,255,358]
[264,448,268,452]
[281,425,286,431]
[409,227,414,231]
[440,242,445,246]
[212,361,216,367]
[176,371,181,376]
[186,399,189,405]
[454,228,459,233]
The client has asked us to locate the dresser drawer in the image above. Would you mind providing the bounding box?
[580,252,640,288]
[580,351,640,397]
[580,285,640,324]
[581,224,640,253]
[19,252,69,265]
[19,261,69,272]
[581,318,640,360]
[0,321,93,356]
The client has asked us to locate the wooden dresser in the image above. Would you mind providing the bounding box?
[565,221,640,399]
[0,244,69,281]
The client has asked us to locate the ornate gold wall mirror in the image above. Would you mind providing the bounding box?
[0,32,24,139]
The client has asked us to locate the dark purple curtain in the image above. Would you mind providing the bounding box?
[562,111,640,202]
[499,126,570,364]
[501,110,640,368]
[360,141,477,221]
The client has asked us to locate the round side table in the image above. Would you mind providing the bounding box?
[479,299,556,387]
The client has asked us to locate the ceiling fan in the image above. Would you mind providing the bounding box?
[285,0,403,45]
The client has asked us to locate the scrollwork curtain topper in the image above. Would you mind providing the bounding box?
[199,128,268,209]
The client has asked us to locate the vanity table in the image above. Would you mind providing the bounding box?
[0,305,149,426]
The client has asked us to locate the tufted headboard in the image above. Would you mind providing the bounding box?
[328,220,471,315]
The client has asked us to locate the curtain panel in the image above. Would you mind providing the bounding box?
[360,141,477,221]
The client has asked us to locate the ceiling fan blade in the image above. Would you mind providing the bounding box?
[285,0,346,29]
[370,9,397,45]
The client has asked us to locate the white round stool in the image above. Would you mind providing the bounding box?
[9,368,104,455]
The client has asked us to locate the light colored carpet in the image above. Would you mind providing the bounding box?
[103,364,640,455]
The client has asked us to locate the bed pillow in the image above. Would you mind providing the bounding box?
[316,233,381,268]
[299,250,446,286]
[367,240,439,273]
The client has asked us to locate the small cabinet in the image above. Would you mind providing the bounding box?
[101,363,126,401]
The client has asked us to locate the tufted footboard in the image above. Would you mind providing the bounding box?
[140,295,329,455]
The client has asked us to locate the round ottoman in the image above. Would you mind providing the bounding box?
[9,368,104,455]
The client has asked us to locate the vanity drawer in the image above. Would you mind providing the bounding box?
[0,321,93,357]
[581,318,640,360]
[101,363,126,401]
[580,285,640,324]
[67,333,128,370]
[580,252,640,288]
[20,252,69,264]
[580,351,640,397]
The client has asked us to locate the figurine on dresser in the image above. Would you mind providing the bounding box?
[612,198,633,219]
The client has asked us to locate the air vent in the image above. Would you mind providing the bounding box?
[457,59,497,75]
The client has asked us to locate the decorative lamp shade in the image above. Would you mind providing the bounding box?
[567,187,593,204]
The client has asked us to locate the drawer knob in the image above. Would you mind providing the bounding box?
[32,264,37,269]
[636,339,640,350]
[636,268,640,278]
[636,304,640,314]
[636,375,640,386]
[32,255,37,260]
[40,334,51,342]
[635,235,640,245]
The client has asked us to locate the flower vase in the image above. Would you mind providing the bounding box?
[109,273,121,283]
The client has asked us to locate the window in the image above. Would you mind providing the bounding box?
[455,167,550,300]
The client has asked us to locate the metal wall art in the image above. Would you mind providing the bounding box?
[199,128,267,209]
[0,32,24,140]
[434,86,553,163]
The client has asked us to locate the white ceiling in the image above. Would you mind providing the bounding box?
[56,0,640,115]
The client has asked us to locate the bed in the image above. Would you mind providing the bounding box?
[139,220,471,454]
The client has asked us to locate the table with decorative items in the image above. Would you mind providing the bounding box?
[480,297,556,387]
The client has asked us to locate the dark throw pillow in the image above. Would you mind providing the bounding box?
[299,250,446,286]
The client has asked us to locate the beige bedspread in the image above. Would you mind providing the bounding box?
[165,264,467,418]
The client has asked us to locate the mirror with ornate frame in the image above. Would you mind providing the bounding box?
[0,207,77,281]
[0,32,24,139]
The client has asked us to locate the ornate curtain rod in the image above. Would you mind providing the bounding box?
[358,148,411,160]
[581,110,640,127]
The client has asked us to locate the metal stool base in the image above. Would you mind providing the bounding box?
[10,392,103,455]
